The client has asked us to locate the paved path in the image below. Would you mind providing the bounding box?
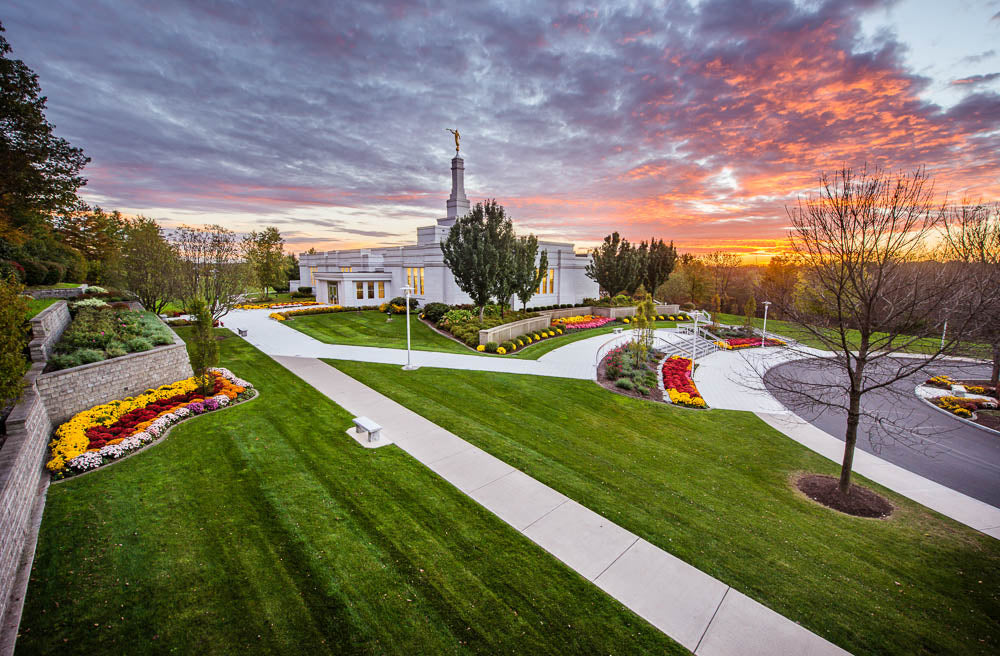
[229,307,691,380]
[693,348,1000,540]
[273,354,849,656]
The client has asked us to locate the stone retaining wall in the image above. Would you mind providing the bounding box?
[26,286,86,299]
[27,301,71,363]
[655,304,681,315]
[35,327,194,425]
[0,364,51,632]
[478,315,553,345]
[592,305,637,319]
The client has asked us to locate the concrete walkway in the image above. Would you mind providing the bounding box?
[229,307,691,380]
[274,355,849,656]
[693,348,1000,540]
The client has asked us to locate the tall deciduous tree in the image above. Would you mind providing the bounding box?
[704,251,741,309]
[0,23,89,241]
[243,227,287,299]
[172,224,251,320]
[512,235,548,311]
[586,232,643,295]
[187,298,218,395]
[52,207,127,285]
[764,166,983,496]
[441,199,515,320]
[641,238,677,298]
[758,255,799,318]
[942,200,1000,385]
[0,274,28,404]
[121,216,179,314]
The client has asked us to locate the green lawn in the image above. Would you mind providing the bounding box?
[285,309,678,359]
[328,361,1000,656]
[17,331,681,655]
[716,312,988,356]
[25,297,59,318]
[26,282,82,290]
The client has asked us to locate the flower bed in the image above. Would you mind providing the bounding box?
[661,356,707,408]
[46,368,255,479]
[235,301,319,310]
[714,337,787,350]
[552,315,616,331]
[933,395,997,419]
[475,327,564,354]
[269,304,380,321]
[598,344,662,399]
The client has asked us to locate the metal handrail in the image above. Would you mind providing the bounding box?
[594,333,677,368]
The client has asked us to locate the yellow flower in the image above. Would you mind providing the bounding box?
[622,318,630,324]
[476,344,486,352]
[497,346,507,355]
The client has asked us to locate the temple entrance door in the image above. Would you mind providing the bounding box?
[328,282,339,305]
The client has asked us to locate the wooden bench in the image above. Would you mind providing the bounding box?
[352,416,382,443]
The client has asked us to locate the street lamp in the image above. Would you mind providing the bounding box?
[941,318,948,351]
[761,301,771,347]
[690,310,701,366]
[401,285,417,370]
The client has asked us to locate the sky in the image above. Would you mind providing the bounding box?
[6,0,1000,258]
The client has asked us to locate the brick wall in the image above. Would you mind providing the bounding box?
[27,301,71,363]
[35,329,194,425]
[0,364,51,630]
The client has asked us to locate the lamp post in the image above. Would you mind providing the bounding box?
[401,285,417,370]
[761,301,771,347]
[690,310,701,366]
[941,319,948,352]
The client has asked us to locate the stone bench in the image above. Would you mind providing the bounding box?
[352,416,382,443]
[237,328,248,337]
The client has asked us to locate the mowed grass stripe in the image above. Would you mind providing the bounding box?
[328,360,1000,656]
[17,330,683,655]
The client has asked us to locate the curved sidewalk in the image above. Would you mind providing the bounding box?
[693,348,1000,540]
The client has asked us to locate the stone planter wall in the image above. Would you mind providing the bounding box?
[35,327,194,425]
[26,285,86,299]
[27,301,71,363]
[655,304,681,315]
[478,315,554,345]
[592,305,637,319]
[0,363,51,635]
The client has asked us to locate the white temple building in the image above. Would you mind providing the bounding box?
[297,154,598,307]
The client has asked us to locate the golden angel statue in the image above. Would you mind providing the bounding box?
[446,128,460,153]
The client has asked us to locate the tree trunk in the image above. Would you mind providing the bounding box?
[479,305,485,321]
[992,344,999,387]
[839,389,862,495]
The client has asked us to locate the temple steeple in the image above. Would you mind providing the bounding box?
[439,155,470,227]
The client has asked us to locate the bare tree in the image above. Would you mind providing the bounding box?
[942,200,1000,385]
[704,251,741,309]
[173,225,252,320]
[762,166,984,496]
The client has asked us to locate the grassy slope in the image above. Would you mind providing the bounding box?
[329,361,1000,656]
[17,331,681,656]
[285,309,679,360]
[25,297,58,318]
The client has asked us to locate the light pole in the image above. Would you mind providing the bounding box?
[941,318,948,351]
[401,285,417,370]
[690,310,700,366]
[761,301,771,347]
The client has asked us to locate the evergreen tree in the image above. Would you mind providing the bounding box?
[441,199,515,320]
[188,298,218,395]
[586,232,644,295]
[641,238,677,297]
[0,22,89,240]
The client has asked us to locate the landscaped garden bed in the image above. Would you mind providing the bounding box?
[235,300,320,310]
[660,355,707,407]
[596,344,663,400]
[46,367,255,479]
[921,375,999,430]
[714,336,787,350]
[48,306,176,371]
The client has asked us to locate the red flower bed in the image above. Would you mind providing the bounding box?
[661,357,702,399]
[82,377,226,450]
[715,337,786,350]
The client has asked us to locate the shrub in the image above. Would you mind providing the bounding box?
[86,285,107,294]
[0,260,25,283]
[516,338,524,347]
[423,302,450,323]
[297,286,313,294]
[681,302,695,311]
[389,296,419,310]
[76,348,105,364]
[41,260,65,284]
[501,341,515,352]
[105,341,128,358]
[612,294,632,306]
[485,342,499,353]
[126,337,154,352]
[21,259,48,285]
[615,378,635,390]
[49,353,81,369]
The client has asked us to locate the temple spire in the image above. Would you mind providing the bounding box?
[440,154,470,226]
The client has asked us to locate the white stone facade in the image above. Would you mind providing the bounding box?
[299,156,598,308]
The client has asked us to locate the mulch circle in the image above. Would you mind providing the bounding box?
[796,474,894,519]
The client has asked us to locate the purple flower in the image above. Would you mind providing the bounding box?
[204,398,219,411]
[187,402,205,414]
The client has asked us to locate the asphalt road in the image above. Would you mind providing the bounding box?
[764,358,1000,507]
